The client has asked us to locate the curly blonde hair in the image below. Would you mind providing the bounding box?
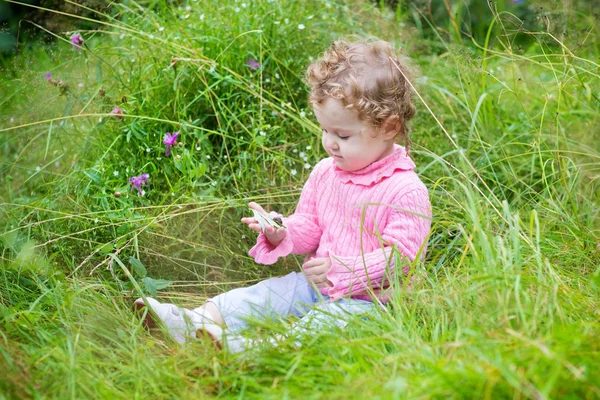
[306,40,416,139]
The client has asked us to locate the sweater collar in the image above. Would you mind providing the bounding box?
[333,144,415,186]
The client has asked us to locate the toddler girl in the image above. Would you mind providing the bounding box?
[134,39,432,353]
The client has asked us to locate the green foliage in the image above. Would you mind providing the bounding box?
[0,0,599,398]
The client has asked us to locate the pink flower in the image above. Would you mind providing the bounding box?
[44,72,52,80]
[245,58,260,71]
[110,106,124,119]
[70,33,85,50]
[163,131,180,156]
[129,173,149,195]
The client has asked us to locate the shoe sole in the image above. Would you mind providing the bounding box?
[132,299,157,329]
[196,328,223,350]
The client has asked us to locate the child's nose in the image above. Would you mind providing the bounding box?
[324,135,339,150]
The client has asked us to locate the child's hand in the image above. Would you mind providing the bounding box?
[241,202,287,246]
[302,257,333,289]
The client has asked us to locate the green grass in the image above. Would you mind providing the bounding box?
[1,0,599,398]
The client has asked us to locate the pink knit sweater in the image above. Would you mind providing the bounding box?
[249,145,432,302]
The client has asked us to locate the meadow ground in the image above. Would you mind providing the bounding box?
[1,0,599,398]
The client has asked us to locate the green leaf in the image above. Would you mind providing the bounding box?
[142,276,156,296]
[98,242,114,254]
[129,256,147,278]
[141,277,172,296]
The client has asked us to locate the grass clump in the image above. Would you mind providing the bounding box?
[1,0,599,398]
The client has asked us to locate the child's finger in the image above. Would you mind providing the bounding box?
[248,223,262,232]
[248,202,266,213]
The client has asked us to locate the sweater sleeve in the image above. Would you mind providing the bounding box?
[249,161,325,264]
[326,188,432,300]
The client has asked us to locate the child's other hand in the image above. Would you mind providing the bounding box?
[241,202,287,246]
[302,257,333,289]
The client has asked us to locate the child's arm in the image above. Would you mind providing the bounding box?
[246,161,326,264]
[325,188,432,300]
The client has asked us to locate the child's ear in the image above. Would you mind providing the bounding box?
[380,115,401,140]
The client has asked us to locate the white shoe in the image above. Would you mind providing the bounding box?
[133,297,195,343]
[189,307,224,349]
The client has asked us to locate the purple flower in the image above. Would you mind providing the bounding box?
[245,58,260,71]
[45,72,52,80]
[129,173,149,196]
[110,106,124,119]
[163,131,180,156]
[513,0,523,3]
[70,33,85,50]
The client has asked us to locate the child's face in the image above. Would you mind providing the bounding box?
[313,97,396,172]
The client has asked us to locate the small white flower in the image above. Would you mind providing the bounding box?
[94,218,99,224]
[200,14,205,20]
[241,234,246,239]
[259,131,266,136]
[451,134,458,139]
[113,170,119,176]
[78,83,84,87]
[284,18,289,24]
[275,72,280,79]
[156,157,162,160]
[206,155,211,159]
[54,161,60,167]
[185,5,191,11]
[196,146,201,151]
[304,163,311,169]
[140,190,146,197]
[171,192,175,196]
[119,33,125,40]
[308,15,314,20]
[298,24,305,30]
[99,117,103,122]
[291,169,297,176]
[308,56,314,61]
[265,78,271,83]
[306,145,311,150]
[159,26,165,31]
[224,155,228,159]
[149,34,154,39]
[234,7,240,12]
[10,117,14,123]
[183,13,190,19]
[175,154,182,160]
[211,181,217,186]
[241,3,247,7]
[146,148,151,152]
[293,149,298,153]
[300,111,306,118]
[131,59,135,63]
[299,152,306,158]
[35,166,41,172]
[274,21,280,25]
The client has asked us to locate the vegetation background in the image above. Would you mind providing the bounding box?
[1,0,599,398]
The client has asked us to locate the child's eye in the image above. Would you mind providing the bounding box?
[338,135,349,140]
